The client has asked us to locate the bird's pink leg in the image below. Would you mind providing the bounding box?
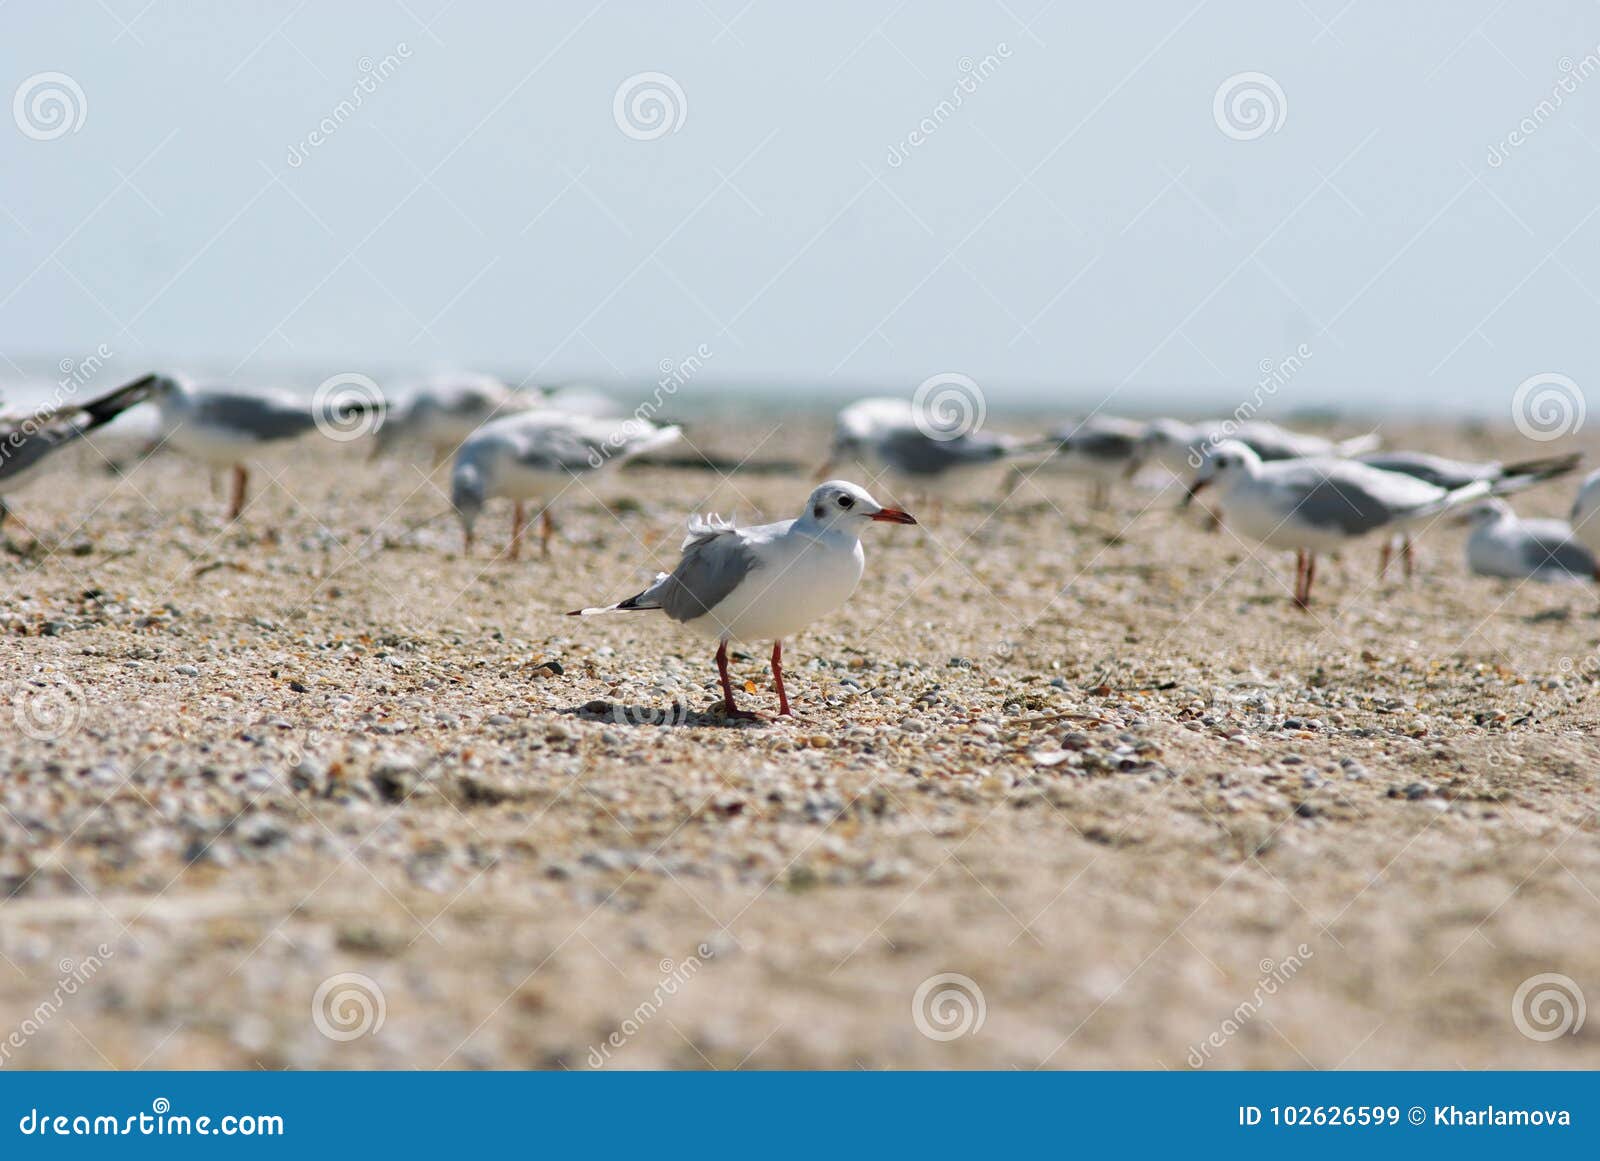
[771,640,792,716]
[1402,536,1415,580]
[1378,540,1391,578]
[228,465,248,521]
[540,509,553,557]
[510,501,525,561]
[716,641,760,721]
[1299,552,1317,609]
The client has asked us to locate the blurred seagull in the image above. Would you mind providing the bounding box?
[451,409,681,558]
[815,397,916,478]
[570,481,917,719]
[1186,440,1490,607]
[1142,418,1381,473]
[1461,499,1598,583]
[373,372,535,465]
[1359,450,1581,577]
[149,376,383,519]
[1026,415,1149,509]
[1568,467,1600,559]
[0,373,158,537]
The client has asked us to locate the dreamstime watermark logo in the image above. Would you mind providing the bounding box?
[911,972,986,1041]
[13,72,87,141]
[587,944,714,1067]
[286,45,412,168]
[885,44,1012,168]
[1488,49,1600,168]
[912,373,986,442]
[11,680,87,741]
[0,945,113,1068]
[1186,944,1313,1067]
[1511,373,1584,442]
[1,344,114,474]
[584,342,709,468]
[1213,72,1287,141]
[311,972,386,1041]
[311,373,385,442]
[613,72,687,141]
[1511,973,1585,1042]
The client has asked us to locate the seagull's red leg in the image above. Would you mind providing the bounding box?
[510,501,525,561]
[771,640,792,716]
[1378,540,1391,578]
[1300,552,1317,609]
[716,640,760,721]
[228,465,248,520]
[540,509,553,557]
[1402,536,1415,580]
[1292,550,1305,605]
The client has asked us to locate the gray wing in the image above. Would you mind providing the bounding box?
[192,393,317,441]
[877,428,1010,475]
[513,424,607,473]
[1054,427,1140,461]
[1521,531,1596,578]
[0,418,83,484]
[1287,476,1406,535]
[1356,452,1479,490]
[643,529,761,622]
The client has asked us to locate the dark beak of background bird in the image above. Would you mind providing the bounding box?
[1181,479,1209,508]
[872,507,917,524]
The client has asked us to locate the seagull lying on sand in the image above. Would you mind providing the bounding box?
[149,376,383,519]
[1461,499,1598,582]
[570,481,916,719]
[1358,450,1581,577]
[1186,440,1490,607]
[0,374,158,536]
[373,372,534,465]
[451,409,681,558]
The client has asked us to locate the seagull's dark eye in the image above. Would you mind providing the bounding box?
[838,495,854,509]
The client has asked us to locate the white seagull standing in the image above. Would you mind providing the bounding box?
[570,481,917,719]
[1461,499,1598,582]
[149,376,382,519]
[1028,415,1150,509]
[451,409,681,558]
[1186,440,1490,607]
[815,397,916,478]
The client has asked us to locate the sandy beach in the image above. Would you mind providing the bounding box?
[1,414,1597,1070]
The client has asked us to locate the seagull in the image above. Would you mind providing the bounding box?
[1358,450,1581,576]
[1026,415,1149,509]
[815,397,916,478]
[1461,499,1598,582]
[1568,468,1600,558]
[451,409,681,558]
[149,376,382,519]
[1186,440,1490,607]
[372,372,536,465]
[570,481,916,719]
[1,374,158,537]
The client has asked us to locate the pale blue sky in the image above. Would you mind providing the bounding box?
[3,1,1600,414]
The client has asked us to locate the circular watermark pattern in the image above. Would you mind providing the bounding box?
[12,680,86,741]
[911,971,986,1041]
[610,698,692,728]
[1511,972,1585,1042]
[613,72,687,141]
[1213,72,1287,141]
[312,373,385,443]
[1511,373,1584,442]
[311,971,387,1041]
[13,72,87,141]
[912,373,986,442]
[151,1098,170,1115]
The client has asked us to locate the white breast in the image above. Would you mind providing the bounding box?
[689,534,865,643]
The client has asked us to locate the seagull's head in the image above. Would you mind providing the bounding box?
[1458,498,1512,528]
[803,480,916,531]
[1183,439,1258,506]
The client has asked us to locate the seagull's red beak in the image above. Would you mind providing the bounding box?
[871,507,917,525]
